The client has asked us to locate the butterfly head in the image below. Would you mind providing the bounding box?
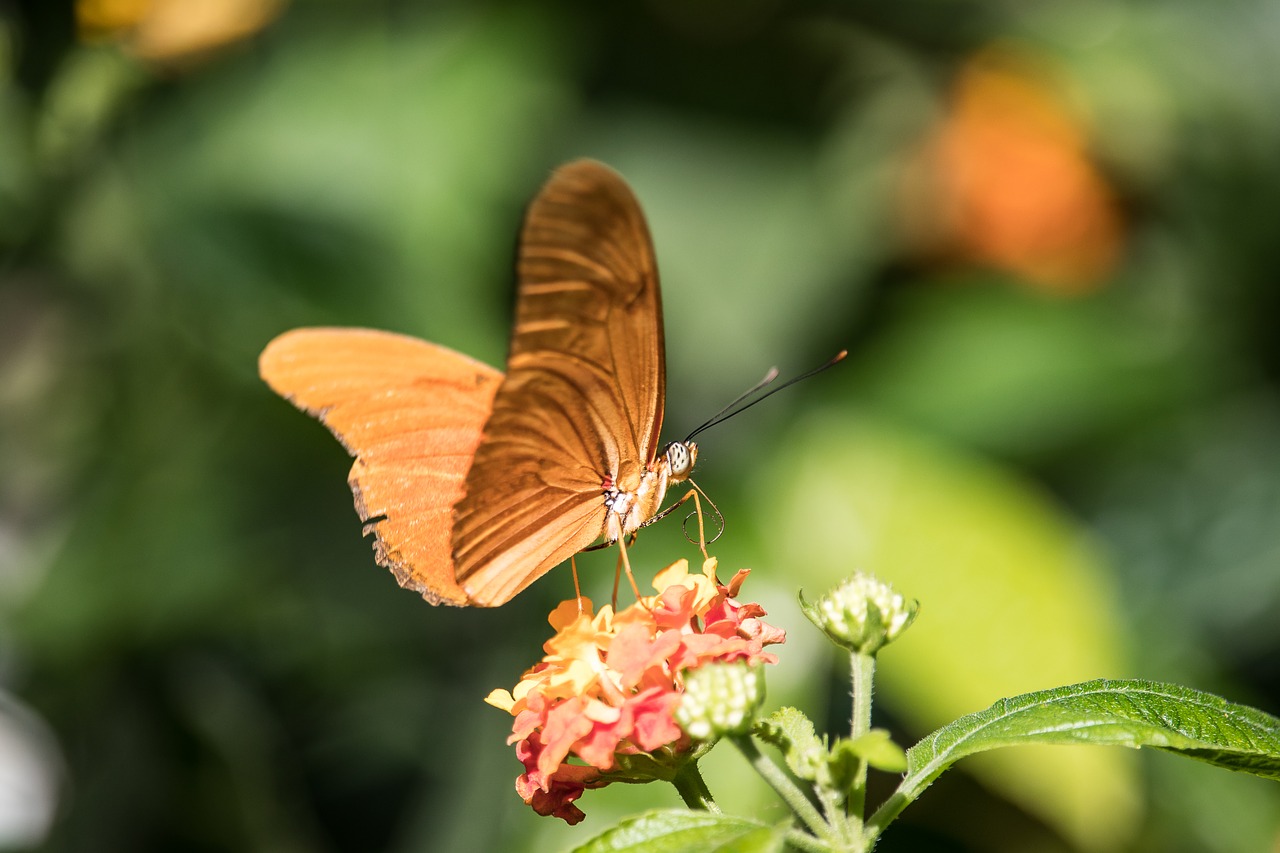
[663,440,698,483]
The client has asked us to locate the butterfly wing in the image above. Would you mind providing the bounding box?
[260,327,502,606]
[452,160,666,606]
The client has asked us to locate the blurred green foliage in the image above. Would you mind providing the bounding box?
[2,1,1279,851]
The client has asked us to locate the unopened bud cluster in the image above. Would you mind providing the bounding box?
[801,573,918,655]
[676,662,765,740]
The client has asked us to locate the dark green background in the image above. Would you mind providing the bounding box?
[3,1,1279,851]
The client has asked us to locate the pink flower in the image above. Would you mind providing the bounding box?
[486,557,784,823]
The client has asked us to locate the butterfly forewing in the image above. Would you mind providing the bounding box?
[259,328,501,605]
[452,160,666,605]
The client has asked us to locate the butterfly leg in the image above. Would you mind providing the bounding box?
[611,552,622,610]
[685,489,708,560]
[659,488,708,558]
[571,555,586,614]
[642,479,723,559]
[614,535,645,610]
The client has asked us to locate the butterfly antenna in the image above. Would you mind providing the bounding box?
[683,368,781,440]
[684,350,847,442]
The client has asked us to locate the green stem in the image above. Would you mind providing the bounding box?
[846,652,876,845]
[850,653,875,739]
[863,789,911,845]
[730,734,837,847]
[786,827,834,853]
[816,786,851,849]
[671,760,720,813]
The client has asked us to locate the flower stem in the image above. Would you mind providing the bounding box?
[863,789,911,844]
[846,652,876,846]
[850,652,875,739]
[671,760,720,813]
[731,734,837,847]
[786,827,835,853]
[816,785,851,848]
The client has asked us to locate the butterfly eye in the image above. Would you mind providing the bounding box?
[665,441,697,478]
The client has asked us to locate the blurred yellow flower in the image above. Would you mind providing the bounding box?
[899,45,1125,294]
[77,0,286,64]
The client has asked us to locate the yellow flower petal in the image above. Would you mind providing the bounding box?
[548,598,590,631]
[485,689,516,711]
[651,559,691,591]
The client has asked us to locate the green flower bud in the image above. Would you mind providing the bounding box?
[676,662,765,740]
[800,573,918,655]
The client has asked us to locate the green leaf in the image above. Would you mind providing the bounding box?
[824,731,907,793]
[824,739,860,796]
[571,810,784,853]
[870,679,1280,834]
[756,707,827,784]
[847,729,907,774]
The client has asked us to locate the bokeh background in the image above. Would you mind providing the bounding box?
[3,1,1280,850]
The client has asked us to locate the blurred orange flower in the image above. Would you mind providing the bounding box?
[77,0,286,65]
[899,45,1125,294]
[486,557,784,824]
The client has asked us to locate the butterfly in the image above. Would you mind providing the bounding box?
[259,160,700,607]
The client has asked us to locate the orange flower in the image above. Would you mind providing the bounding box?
[486,558,784,824]
[77,0,286,65]
[899,44,1125,294]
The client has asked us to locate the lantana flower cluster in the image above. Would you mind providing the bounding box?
[486,557,785,824]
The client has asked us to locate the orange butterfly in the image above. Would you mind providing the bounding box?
[260,160,699,607]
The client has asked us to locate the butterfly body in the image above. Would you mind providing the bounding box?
[262,160,687,608]
[601,440,697,544]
